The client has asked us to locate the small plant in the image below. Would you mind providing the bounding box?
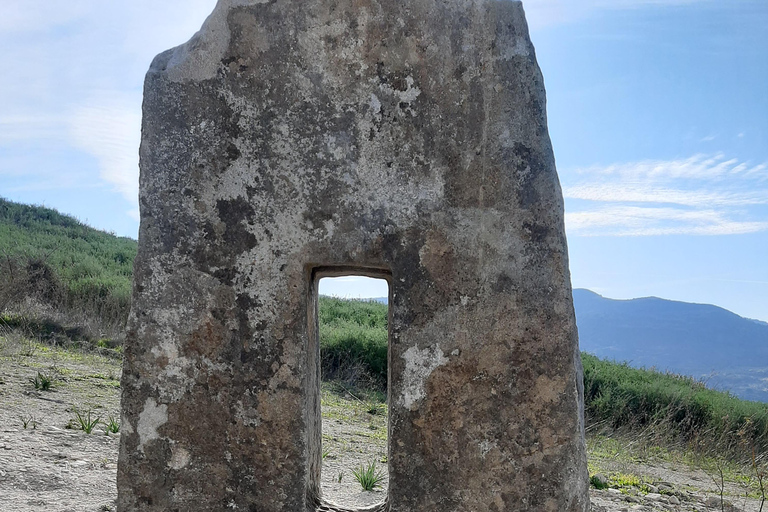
[322,447,331,460]
[337,472,343,483]
[70,408,101,434]
[366,402,386,416]
[29,370,54,391]
[352,461,385,491]
[704,455,727,512]
[103,415,120,434]
[590,473,609,490]
[20,414,38,429]
[609,472,645,490]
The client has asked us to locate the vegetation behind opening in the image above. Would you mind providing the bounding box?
[319,296,388,390]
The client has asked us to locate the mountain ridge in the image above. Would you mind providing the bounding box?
[573,288,768,402]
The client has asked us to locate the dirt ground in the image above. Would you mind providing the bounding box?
[0,344,764,511]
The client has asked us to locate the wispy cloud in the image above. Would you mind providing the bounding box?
[563,154,768,236]
[0,115,69,143]
[0,0,217,225]
[68,93,142,205]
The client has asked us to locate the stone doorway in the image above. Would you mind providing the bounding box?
[311,269,391,510]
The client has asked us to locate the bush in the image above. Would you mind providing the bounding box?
[319,297,388,390]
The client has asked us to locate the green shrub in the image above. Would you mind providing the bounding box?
[319,297,388,330]
[319,297,388,390]
[589,474,609,489]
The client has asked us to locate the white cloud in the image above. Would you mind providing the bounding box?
[565,183,767,208]
[68,93,142,205]
[566,206,768,236]
[0,0,217,221]
[571,153,766,181]
[563,154,768,236]
[0,114,68,143]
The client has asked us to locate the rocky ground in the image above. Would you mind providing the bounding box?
[0,343,764,511]
[588,465,763,512]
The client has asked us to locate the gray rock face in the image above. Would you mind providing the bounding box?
[117,0,589,511]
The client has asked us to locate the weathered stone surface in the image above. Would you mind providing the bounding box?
[117,0,589,510]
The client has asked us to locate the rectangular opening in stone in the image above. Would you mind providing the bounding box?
[309,268,391,510]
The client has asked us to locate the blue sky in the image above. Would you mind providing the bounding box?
[1,0,766,321]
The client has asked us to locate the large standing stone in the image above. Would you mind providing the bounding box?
[117,0,589,510]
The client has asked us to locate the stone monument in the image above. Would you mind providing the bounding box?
[117,0,590,510]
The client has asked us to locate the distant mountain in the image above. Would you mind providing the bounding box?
[573,289,768,403]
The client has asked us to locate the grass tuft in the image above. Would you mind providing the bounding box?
[29,370,54,390]
[352,461,385,491]
[69,408,101,434]
[103,415,120,434]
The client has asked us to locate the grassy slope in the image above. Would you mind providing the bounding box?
[0,198,138,336]
[583,354,768,453]
[0,198,137,301]
[320,297,389,388]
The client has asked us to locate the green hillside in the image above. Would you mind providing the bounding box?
[0,197,137,333]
